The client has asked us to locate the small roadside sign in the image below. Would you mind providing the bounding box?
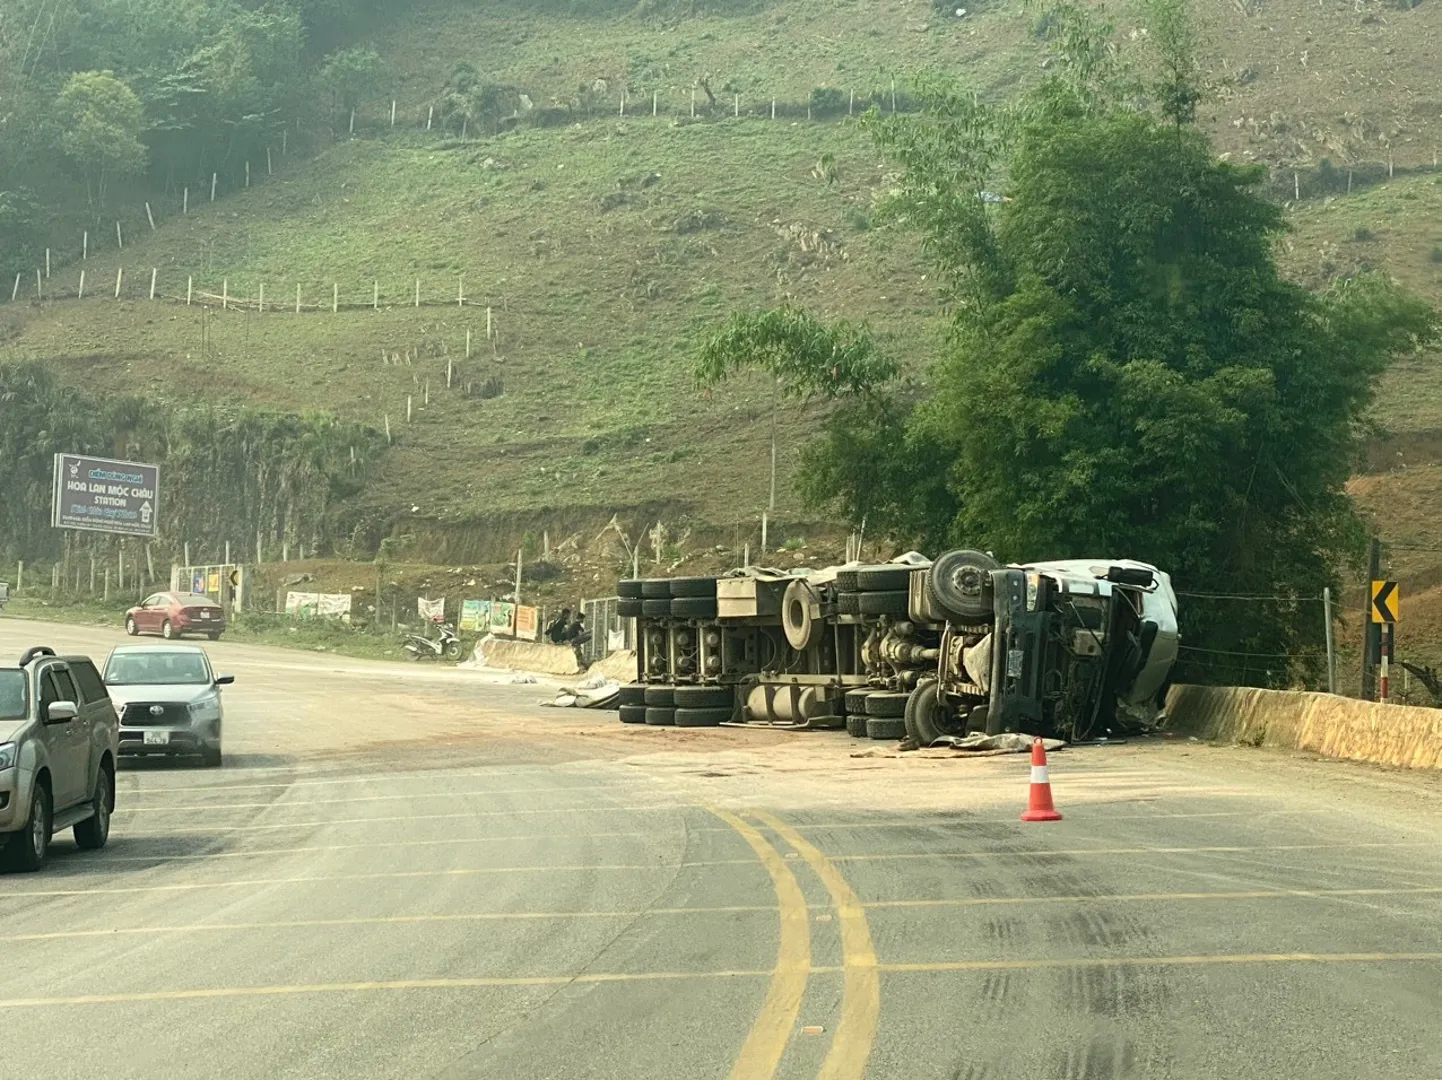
[1371,580,1399,624]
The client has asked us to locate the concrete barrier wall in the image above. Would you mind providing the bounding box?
[1165,684,1442,770]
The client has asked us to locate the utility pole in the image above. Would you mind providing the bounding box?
[1322,586,1336,695]
[1362,537,1381,700]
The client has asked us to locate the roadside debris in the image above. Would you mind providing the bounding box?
[542,672,621,709]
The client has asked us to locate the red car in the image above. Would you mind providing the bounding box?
[124,592,227,641]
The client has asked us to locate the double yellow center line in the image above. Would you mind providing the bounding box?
[709,807,880,1080]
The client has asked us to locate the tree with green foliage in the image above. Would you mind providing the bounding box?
[56,70,147,213]
[699,0,1438,685]
[317,46,385,128]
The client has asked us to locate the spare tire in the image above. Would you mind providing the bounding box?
[866,716,907,740]
[845,713,869,738]
[641,598,672,618]
[617,597,643,618]
[858,590,909,616]
[864,691,909,718]
[782,579,820,650]
[619,704,648,724]
[928,549,1000,621]
[836,591,861,616]
[618,579,644,599]
[644,706,676,726]
[857,565,913,592]
[669,577,718,597]
[673,685,734,708]
[641,579,673,599]
[671,596,718,619]
[643,686,676,707]
[844,688,873,716]
[674,706,730,727]
[618,684,647,706]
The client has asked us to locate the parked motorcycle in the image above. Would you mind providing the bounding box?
[403,620,464,661]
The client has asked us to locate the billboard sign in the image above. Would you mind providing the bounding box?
[52,454,160,538]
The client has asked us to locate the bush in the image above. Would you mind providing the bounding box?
[809,87,849,117]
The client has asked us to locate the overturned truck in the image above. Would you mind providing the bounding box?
[616,551,1178,744]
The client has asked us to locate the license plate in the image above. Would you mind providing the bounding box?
[143,730,170,746]
[200,611,210,619]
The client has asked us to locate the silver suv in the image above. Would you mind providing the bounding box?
[0,646,119,871]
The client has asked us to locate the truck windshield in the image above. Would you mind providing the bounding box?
[0,669,27,719]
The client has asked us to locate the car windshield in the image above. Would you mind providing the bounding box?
[104,652,211,686]
[0,669,27,719]
[181,595,215,608]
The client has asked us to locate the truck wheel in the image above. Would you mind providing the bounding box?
[782,579,819,649]
[5,785,51,872]
[669,577,718,598]
[618,579,645,599]
[845,713,869,738]
[641,599,672,618]
[674,706,730,727]
[928,549,1001,621]
[644,706,676,726]
[835,569,860,592]
[858,590,908,616]
[904,682,965,747]
[640,579,673,599]
[619,704,648,724]
[836,591,861,616]
[856,566,914,591]
[643,686,675,707]
[618,598,643,618]
[864,691,909,718]
[73,763,114,850]
[673,685,733,708]
[843,688,873,715]
[618,684,647,706]
[866,717,907,740]
[671,596,718,619]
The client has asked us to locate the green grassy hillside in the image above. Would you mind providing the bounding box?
[2,0,1440,564]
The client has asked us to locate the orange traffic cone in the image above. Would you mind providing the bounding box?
[1021,737,1062,822]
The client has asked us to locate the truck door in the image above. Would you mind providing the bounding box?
[38,666,87,809]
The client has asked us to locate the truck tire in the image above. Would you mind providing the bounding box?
[904,681,961,747]
[866,716,907,740]
[845,713,869,737]
[617,598,643,618]
[836,591,861,615]
[643,686,675,707]
[673,685,733,708]
[864,691,909,718]
[618,684,647,706]
[671,596,718,619]
[674,706,730,727]
[619,704,648,724]
[782,579,819,650]
[618,579,645,598]
[928,549,1000,621]
[844,688,873,716]
[835,569,860,592]
[669,577,717,597]
[644,706,676,726]
[641,599,672,618]
[641,579,672,599]
[857,566,913,591]
[858,590,909,616]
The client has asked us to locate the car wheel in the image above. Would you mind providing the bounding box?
[125,616,139,636]
[161,620,175,640]
[74,764,114,850]
[207,632,222,642]
[201,743,223,768]
[6,784,51,872]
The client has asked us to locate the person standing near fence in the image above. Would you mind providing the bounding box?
[545,608,571,645]
[567,612,591,671]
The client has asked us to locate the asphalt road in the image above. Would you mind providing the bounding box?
[3,616,1442,1079]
